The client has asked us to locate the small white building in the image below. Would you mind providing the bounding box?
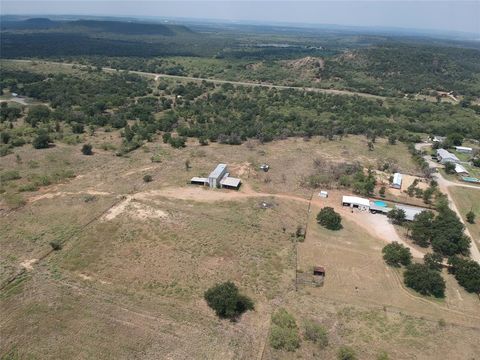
[342,195,370,211]
[391,173,403,189]
[454,146,473,154]
[454,164,469,176]
[319,191,328,198]
[436,149,460,164]
[432,135,445,143]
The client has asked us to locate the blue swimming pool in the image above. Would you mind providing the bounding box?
[373,200,388,207]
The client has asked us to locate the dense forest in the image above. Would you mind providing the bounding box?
[323,44,480,96]
[1,66,479,157]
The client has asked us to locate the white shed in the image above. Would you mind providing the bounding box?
[391,173,403,189]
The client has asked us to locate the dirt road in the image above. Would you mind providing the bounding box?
[416,143,480,263]
[8,59,386,100]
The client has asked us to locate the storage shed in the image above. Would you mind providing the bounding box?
[391,173,403,189]
[454,164,469,176]
[454,146,473,154]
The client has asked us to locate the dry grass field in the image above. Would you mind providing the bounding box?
[449,186,480,248]
[1,134,479,359]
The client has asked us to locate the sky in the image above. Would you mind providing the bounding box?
[1,0,479,34]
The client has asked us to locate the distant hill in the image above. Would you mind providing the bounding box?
[0,18,194,36]
[68,20,193,36]
[0,17,60,30]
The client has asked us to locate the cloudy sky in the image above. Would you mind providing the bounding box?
[2,1,479,34]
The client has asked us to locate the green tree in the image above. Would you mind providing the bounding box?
[316,207,342,230]
[26,105,51,127]
[466,210,475,224]
[382,242,412,267]
[424,253,443,271]
[448,256,480,293]
[32,130,51,149]
[431,207,470,256]
[404,263,445,298]
[446,133,463,146]
[387,208,406,225]
[444,162,455,174]
[204,281,254,320]
[379,186,386,198]
[410,210,435,247]
[81,143,93,155]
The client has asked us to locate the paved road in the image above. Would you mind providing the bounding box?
[416,143,480,264]
[9,59,386,100]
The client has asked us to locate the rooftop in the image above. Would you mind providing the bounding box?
[455,164,469,174]
[342,195,370,207]
[395,204,425,221]
[220,176,241,188]
[392,172,402,185]
[208,163,227,179]
[436,148,460,161]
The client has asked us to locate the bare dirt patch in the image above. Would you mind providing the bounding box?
[20,258,38,270]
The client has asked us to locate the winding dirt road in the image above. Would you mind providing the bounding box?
[9,59,385,100]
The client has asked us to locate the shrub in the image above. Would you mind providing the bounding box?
[304,320,328,348]
[382,242,412,267]
[19,183,39,192]
[1,170,21,182]
[162,132,172,143]
[151,154,162,163]
[270,324,301,352]
[100,142,116,151]
[199,136,209,146]
[404,263,445,298]
[81,143,93,155]
[32,131,51,149]
[169,136,186,148]
[4,193,26,208]
[269,308,300,351]
[204,281,254,320]
[316,207,342,230]
[143,174,153,183]
[0,145,12,157]
[50,240,62,251]
[337,346,357,360]
[466,210,475,224]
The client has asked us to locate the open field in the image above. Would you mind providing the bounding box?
[449,187,480,248]
[1,136,479,359]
